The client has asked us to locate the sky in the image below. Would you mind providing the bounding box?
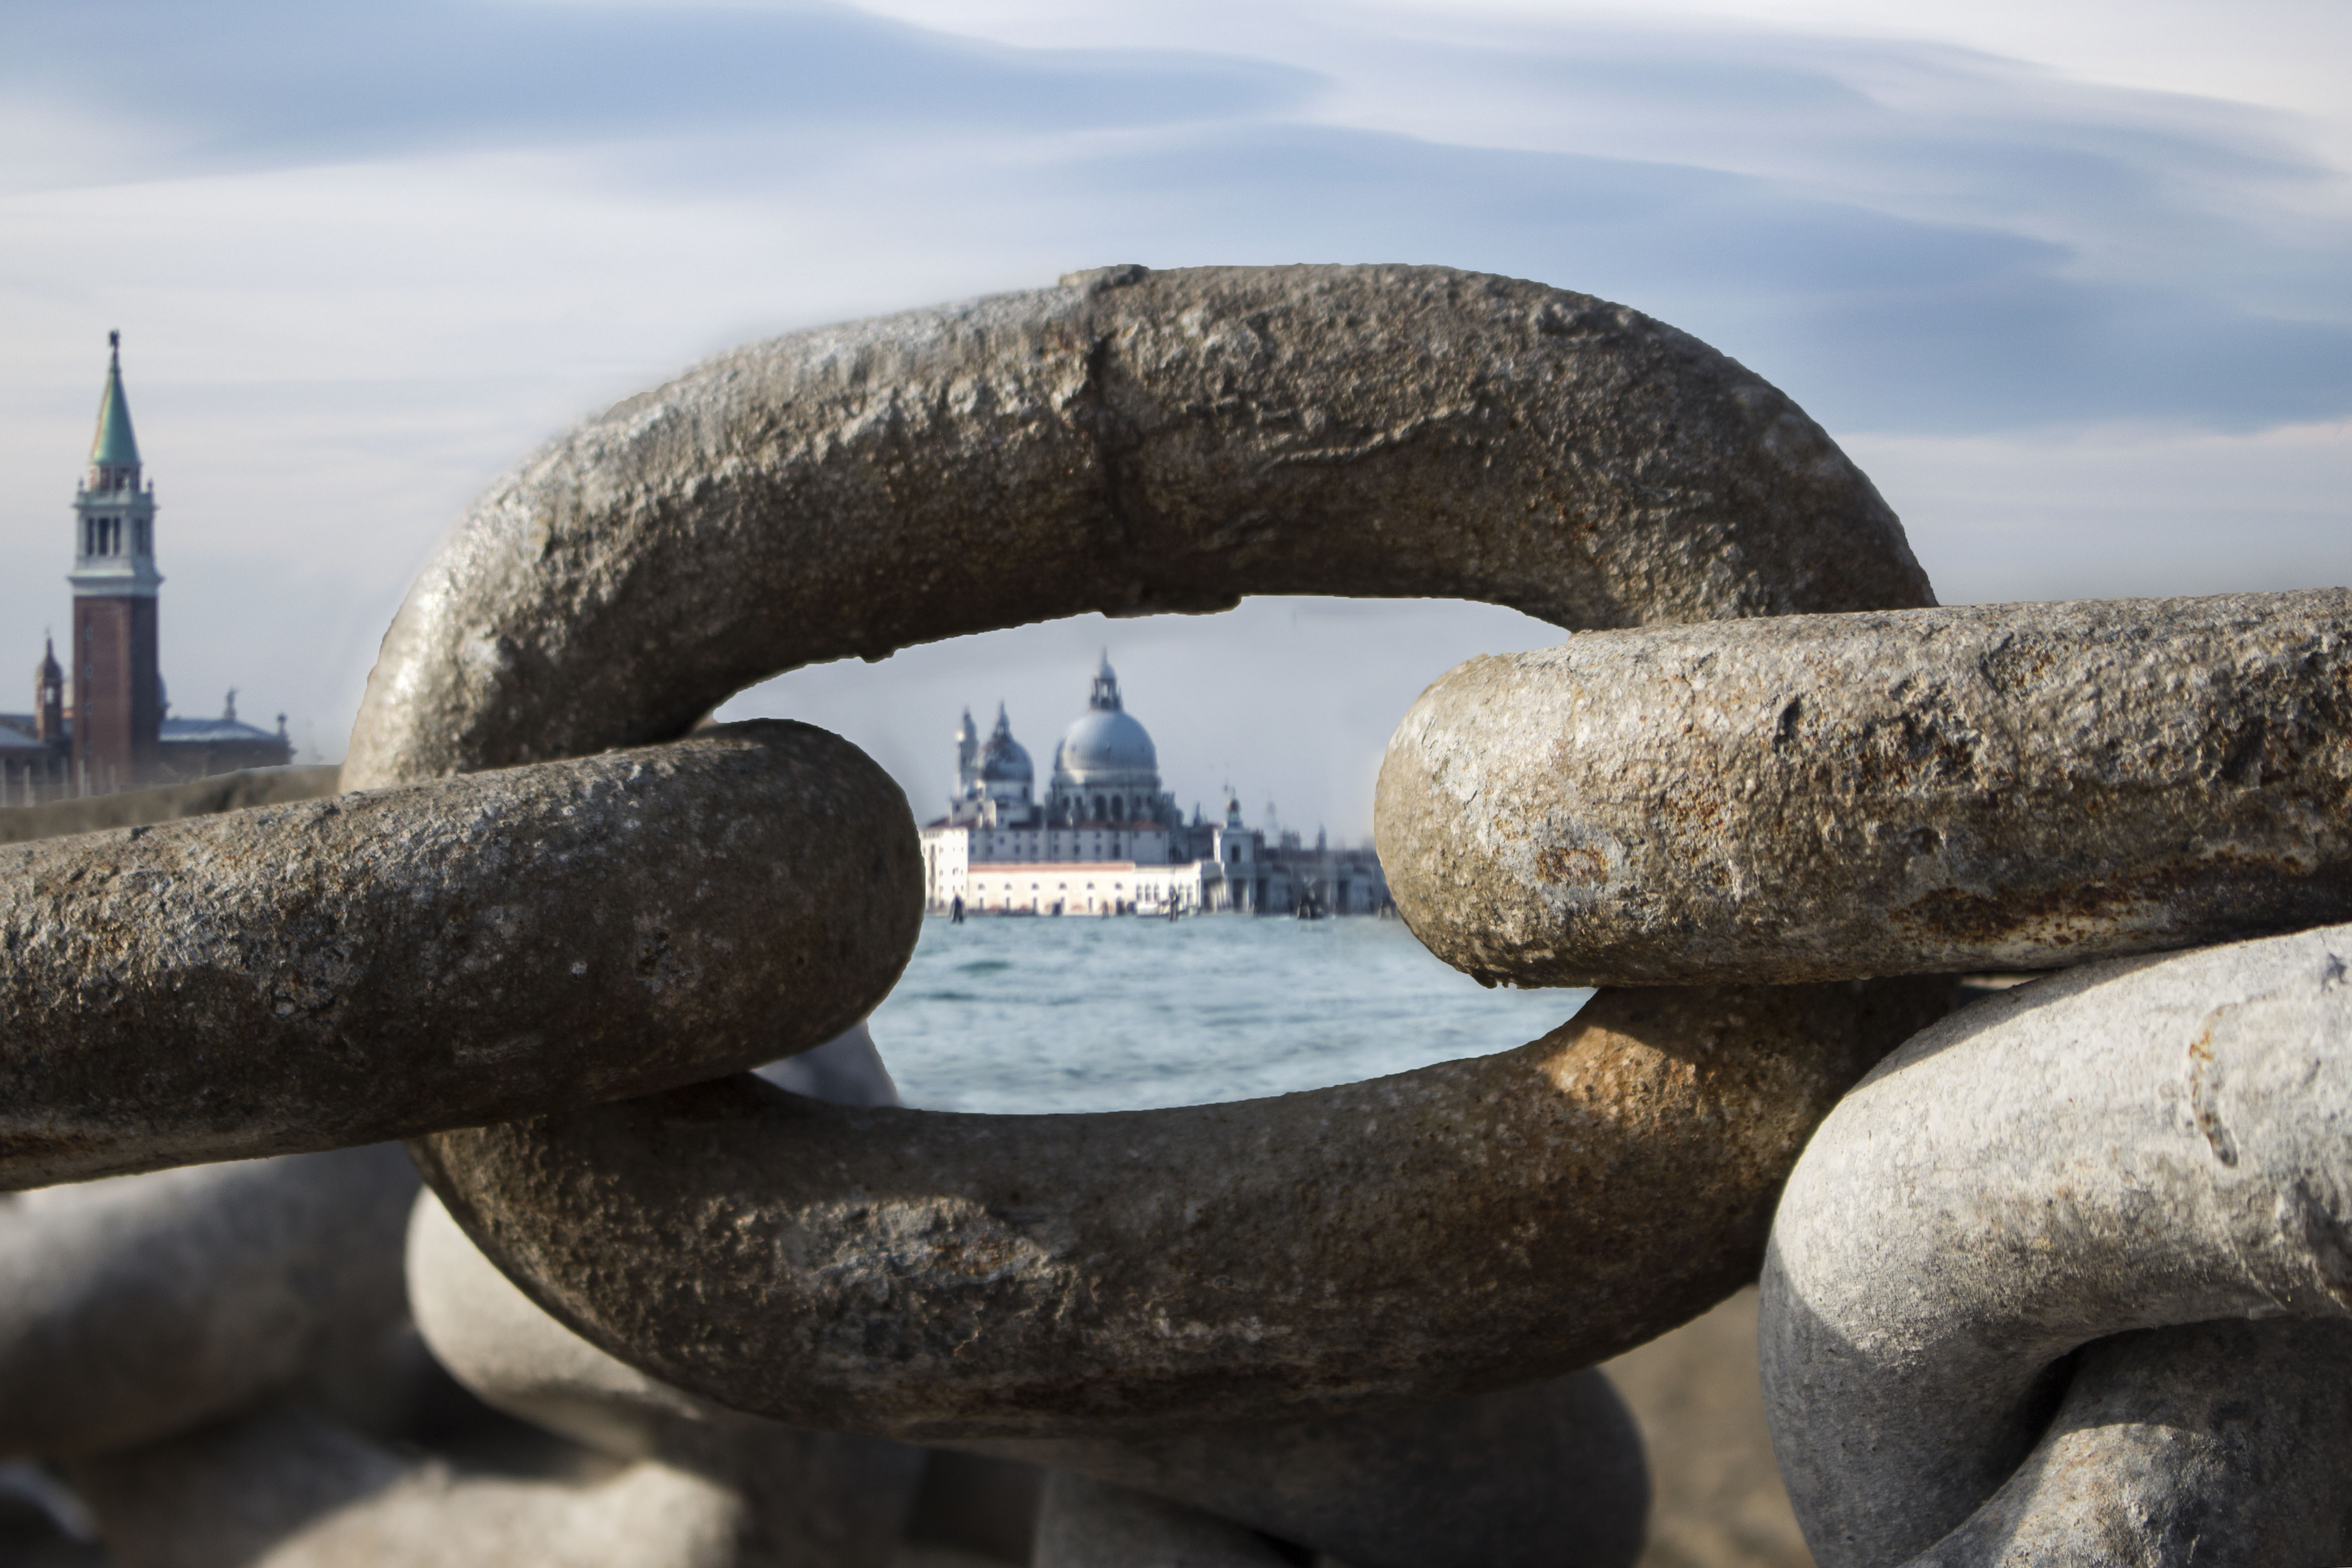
[3,0,2347,837]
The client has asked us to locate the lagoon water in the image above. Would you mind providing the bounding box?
[869,912,1593,1114]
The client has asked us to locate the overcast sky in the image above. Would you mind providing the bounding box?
[4,0,2347,835]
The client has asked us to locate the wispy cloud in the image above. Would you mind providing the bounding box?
[0,1,1312,179]
[9,0,2344,432]
[1,0,2346,808]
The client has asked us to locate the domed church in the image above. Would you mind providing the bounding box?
[949,655,1180,833]
[921,656,1390,918]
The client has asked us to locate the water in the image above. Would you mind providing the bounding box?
[869,913,1593,1113]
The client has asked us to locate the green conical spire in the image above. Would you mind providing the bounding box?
[89,330,140,471]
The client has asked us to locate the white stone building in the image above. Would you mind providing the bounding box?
[920,657,1389,917]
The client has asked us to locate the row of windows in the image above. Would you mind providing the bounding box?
[1032,792,1158,824]
[980,846,1130,859]
[981,837,1127,843]
[964,875,1169,915]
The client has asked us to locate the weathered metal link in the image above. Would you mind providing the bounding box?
[989,1370,1648,1568]
[341,263,1932,789]
[43,1086,927,1568]
[1018,1362,1649,1568]
[412,979,1955,1439]
[406,1187,926,1563]
[8,265,2068,1559]
[1759,923,2352,1566]
[413,1184,1649,1568]
[337,263,1952,1467]
[0,721,920,1186]
[1378,591,2352,988]
[1900,1319,2352,1568]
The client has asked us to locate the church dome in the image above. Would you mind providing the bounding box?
[1055,655,1158,779]
[982,732,1032,782]
[1058,708,1156,775]
[979,703,1032,784]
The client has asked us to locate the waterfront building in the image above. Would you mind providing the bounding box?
[920,657,1389,916]
[1,336,291,803]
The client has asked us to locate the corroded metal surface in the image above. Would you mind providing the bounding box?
[995,1370,1647,1568]
[343,263,1931,789]
[24,261,2352,1559]
[350,262,1948,1458]
[0,722,919,1186]
[33,263,2352,1561]
[1902,1320,2352,1568]
[1378,591,2352,987]
[416,1185,1639,1568]
[1758,923,2352,1566]
[408,1190,926,1567]
[414,979,1954,1441]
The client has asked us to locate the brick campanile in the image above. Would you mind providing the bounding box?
[69,332,163,789]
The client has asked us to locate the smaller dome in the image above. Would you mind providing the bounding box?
[980,704,1032,781]
[982,738,1032,780]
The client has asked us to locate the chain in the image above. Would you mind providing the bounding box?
[3,265,2347,1567]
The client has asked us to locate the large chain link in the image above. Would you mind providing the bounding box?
[2,724,919,1187]
[2,264,2347,1567]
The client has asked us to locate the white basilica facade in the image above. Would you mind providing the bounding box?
[919,657,1389,917]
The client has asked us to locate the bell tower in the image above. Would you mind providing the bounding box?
[68,331,163,788]
[34,637,65,743]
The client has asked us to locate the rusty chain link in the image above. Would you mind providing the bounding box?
[3,263,2349,1566]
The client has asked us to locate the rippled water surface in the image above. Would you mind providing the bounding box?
[869,913,1592,1113]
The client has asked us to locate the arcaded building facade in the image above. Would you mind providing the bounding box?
[920,657,1389,917]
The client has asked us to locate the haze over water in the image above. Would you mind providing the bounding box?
[870,913,1593,1114]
